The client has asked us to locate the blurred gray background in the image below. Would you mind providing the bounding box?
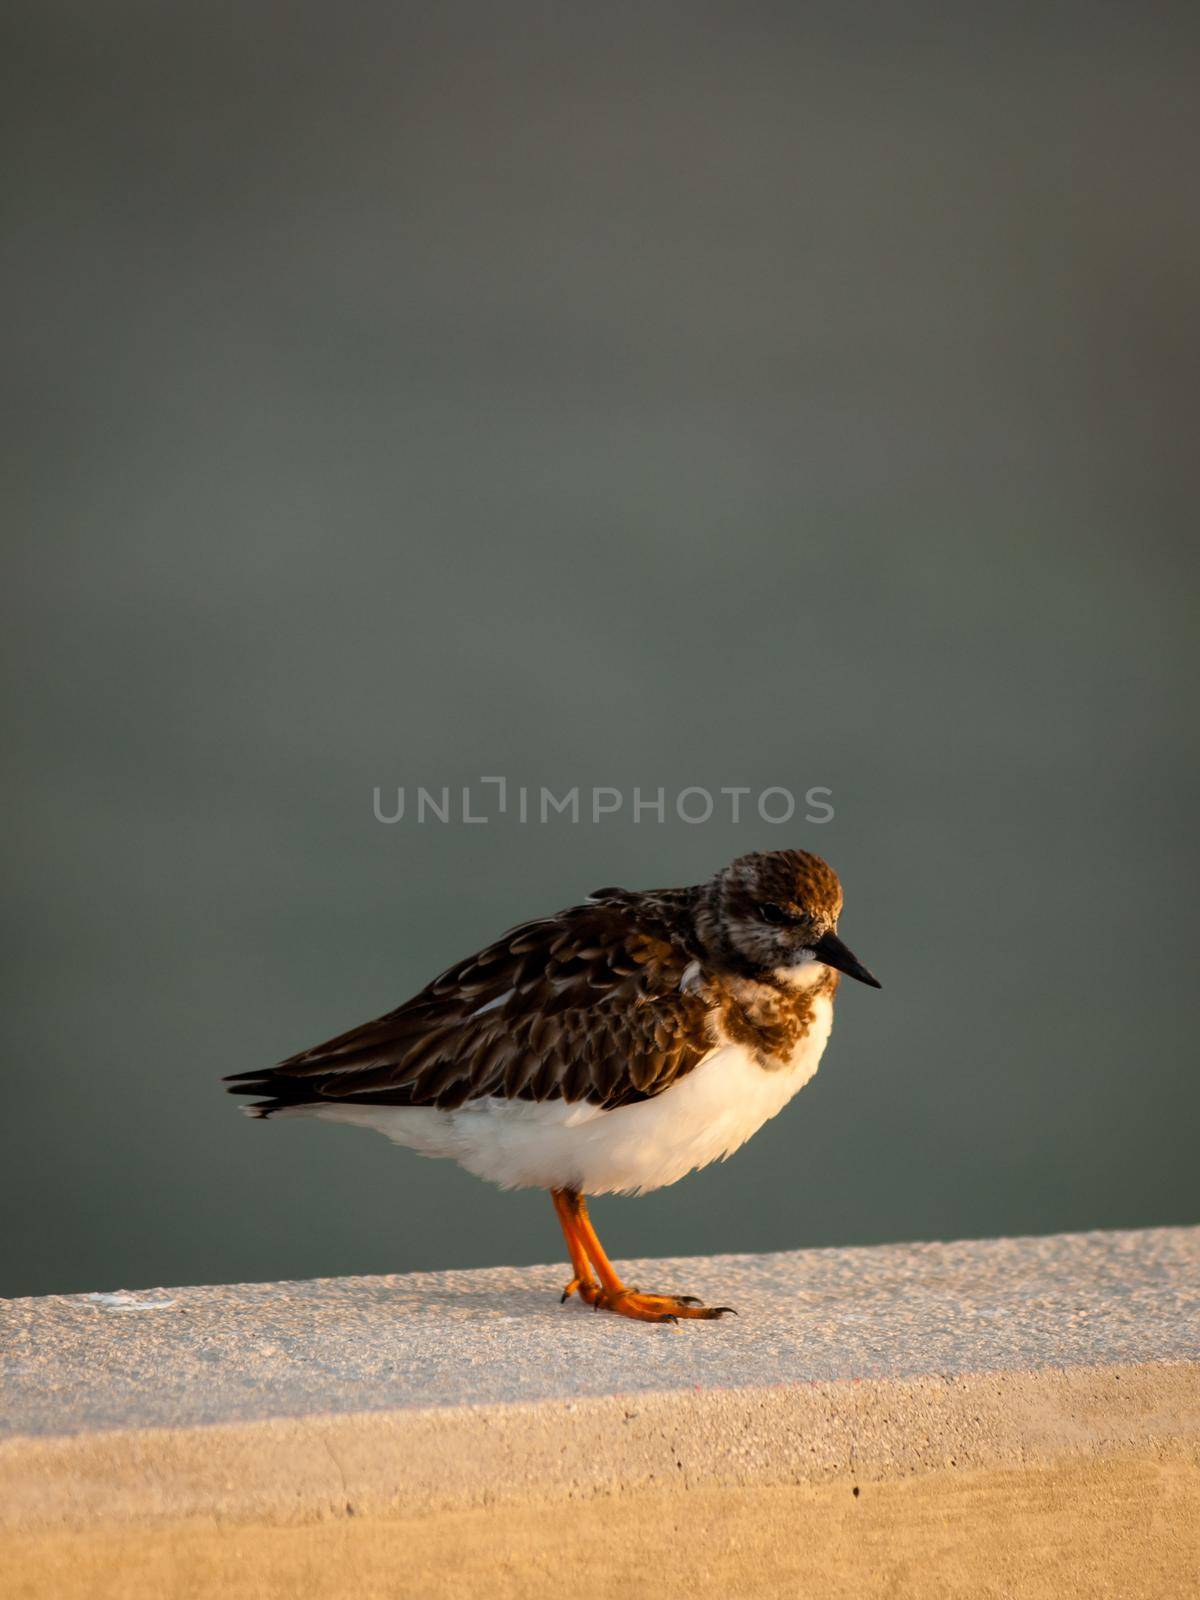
[3,2,1197,1298]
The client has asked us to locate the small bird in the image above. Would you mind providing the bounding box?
[226,848,880,1323]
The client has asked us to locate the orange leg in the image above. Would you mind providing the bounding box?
[551,1188,601,1305]
[550,1188,734,1323]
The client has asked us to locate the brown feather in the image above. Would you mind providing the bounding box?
[229,851,856,1117]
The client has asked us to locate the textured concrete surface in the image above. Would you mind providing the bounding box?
[1,1228,1197,1598]
[6,1460,1197,1600]
[3,1227,1197,1437]
[4,1358,1197,1532]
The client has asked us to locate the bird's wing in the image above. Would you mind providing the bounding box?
[225,897,714,1113]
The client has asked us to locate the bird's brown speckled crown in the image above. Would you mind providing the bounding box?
[716,849,844,928]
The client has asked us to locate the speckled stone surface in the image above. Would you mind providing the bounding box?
[2,1227,1197,1439]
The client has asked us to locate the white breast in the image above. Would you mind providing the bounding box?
[306,993,835,1197]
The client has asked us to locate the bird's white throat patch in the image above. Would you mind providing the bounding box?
[773,952,830,990]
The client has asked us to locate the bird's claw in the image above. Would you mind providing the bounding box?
[582,1287,735,1323]
[560,1271,734,1324]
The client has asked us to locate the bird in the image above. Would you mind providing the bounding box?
[226,847,880,1323]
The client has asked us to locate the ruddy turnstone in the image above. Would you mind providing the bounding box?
[226,848,880,1323]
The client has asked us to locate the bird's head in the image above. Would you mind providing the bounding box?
[701,848,881,989]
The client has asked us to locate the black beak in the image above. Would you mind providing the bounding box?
[812,930,882,989]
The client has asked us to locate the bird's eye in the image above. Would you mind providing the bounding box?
[759,903,792,926]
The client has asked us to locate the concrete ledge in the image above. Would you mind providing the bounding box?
[2,1227,1198,1597]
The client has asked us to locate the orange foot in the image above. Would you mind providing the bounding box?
[551,1189,737,1324]
[561,1276,734,1322]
